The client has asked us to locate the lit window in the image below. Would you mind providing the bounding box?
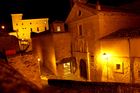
[57,26,61,32]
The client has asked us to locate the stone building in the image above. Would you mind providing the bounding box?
[10,13,49,39]
[31,21,72,79]
[65,0,140,83]
[7,0,140,87]
[9,13,49,52]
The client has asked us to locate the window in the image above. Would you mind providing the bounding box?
[115,62,124,73]
[138,71,140,78]
[78,10,82,16]
[116,64,120,70]
[56,26,61,32]
[30,28,32,32]
[45,27,47,31]
[37,27,39,32]
[78,25,83,36]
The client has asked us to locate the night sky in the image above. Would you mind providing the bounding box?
[0,0,138,30]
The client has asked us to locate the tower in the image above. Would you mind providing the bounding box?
[11,14,23,31]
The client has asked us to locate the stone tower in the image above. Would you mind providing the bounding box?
[11,14,23,31]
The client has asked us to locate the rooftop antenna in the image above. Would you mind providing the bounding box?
[96,0,101,10]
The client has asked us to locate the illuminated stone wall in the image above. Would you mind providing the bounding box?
[98,39,130,83]
[11,13,49,40]
[8,53,42,89]
[32,34,57,76]
[96,38,140,83]
[52,32,71,61]
[66,3,140,82]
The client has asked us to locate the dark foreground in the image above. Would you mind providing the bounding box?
[1,60,140,93]
[44,79,140,93]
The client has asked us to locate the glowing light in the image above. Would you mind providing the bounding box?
[38,58,41,62]
[102,53,109,81]
[40,75,48,80]
[56,26,61,32]
[102,53,109,60]
[63,62,70,68]
[1,25,5,29]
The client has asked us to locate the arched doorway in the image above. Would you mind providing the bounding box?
[80,59,87,80]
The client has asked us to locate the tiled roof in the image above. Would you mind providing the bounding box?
[77,2,140,14]
[100,28,140,39]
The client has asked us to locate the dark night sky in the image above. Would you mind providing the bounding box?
[0,0,138,30]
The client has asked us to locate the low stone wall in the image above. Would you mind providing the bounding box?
[46,79,140,93]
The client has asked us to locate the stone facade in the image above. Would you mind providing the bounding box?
[65,2,140,83]
[10,13,49,39]
[8,53,42,88]
[5,1,140,86]
[53,32,71,62]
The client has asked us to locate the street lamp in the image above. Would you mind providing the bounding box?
[1,25,5,30]
[103,53,109,82]
[37,58,41,75]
